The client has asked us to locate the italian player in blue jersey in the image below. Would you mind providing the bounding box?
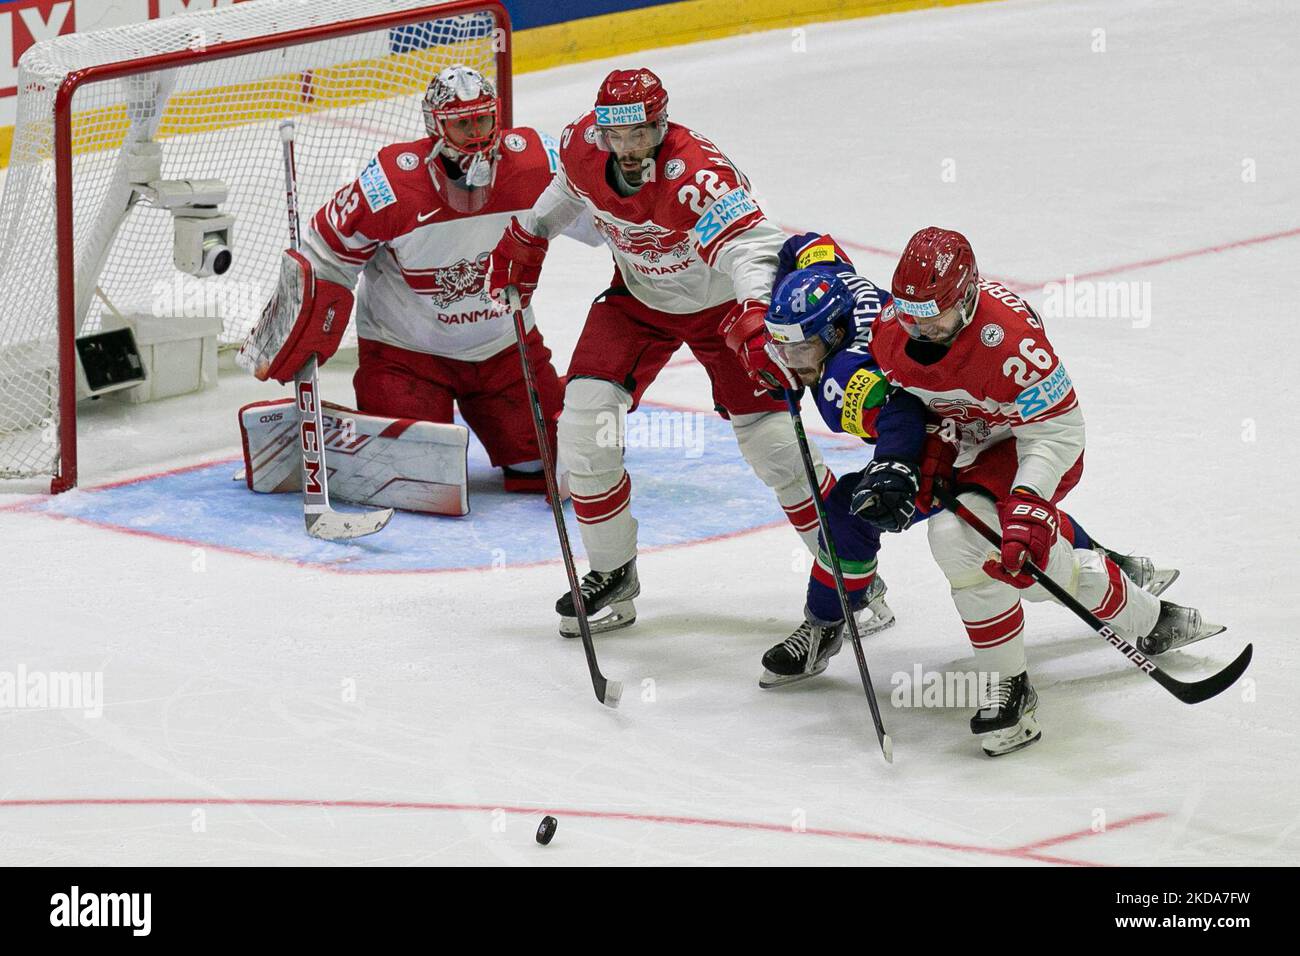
[741,233,1179,700]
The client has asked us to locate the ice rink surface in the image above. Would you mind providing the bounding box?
[1,0,1297,865]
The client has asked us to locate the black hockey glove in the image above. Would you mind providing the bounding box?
[850,457,920,532]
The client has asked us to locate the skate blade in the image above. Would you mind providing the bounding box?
[1138,621,1227,656]
[760,658,830,689]
[1167,622,1228,654]
[559,599,637,638]
[1146,568,1180,597]
[980,715,1042,757]
[857,603,897,636]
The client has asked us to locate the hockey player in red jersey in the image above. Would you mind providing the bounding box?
[241,66,597,493]
[487,68,860,636]
[862,226,1225,754]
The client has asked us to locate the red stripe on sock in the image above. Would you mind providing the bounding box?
[811,562,874,592]
[964,604,1025,648]
[572,472,631,525]
[783,469,836,534]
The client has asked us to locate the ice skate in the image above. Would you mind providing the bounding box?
[1137,600,1226,656]
[557,558,639,637]
[970,671,1042,757]
[759,617,845,688]
[759,577,895,687]
[1101,548,1179,597]
[857,574,896,635]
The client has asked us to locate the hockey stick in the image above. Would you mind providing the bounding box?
[931,483,1252,704]
[279,120,393,541]
[503,285,622,709]
[785,390,892,762]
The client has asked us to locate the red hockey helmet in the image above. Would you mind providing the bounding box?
[890,227,980,343]
[593,68,669,152]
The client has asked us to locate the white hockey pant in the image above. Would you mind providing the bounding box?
[557,382,832,571]
[927,491,1160,678]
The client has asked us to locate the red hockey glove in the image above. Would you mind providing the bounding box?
[487,217,548,309]
[983,489,1058,589]
[915,427,959,513]
[720,299,800,393]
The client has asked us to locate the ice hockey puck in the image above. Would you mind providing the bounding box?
[535,815,557,845]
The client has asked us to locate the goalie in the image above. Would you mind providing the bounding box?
[239,65,598,510]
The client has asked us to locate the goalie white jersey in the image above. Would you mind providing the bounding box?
[305,127,593,362]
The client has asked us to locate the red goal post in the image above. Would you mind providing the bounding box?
[0,0,512,493]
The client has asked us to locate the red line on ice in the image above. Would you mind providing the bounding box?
[0,797,1164,866]
[1,397,821,573]
[779,222,1300,292]
[1010,811,1166,853]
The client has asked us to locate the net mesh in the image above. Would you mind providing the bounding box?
[0,0,504,484]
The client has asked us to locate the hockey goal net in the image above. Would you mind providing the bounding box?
[0,0,511,492]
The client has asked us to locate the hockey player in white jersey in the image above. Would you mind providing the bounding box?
[241,66,597,494]
[485,68,877,637]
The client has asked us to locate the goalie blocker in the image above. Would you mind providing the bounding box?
[239,400,470,516]
[237,249,354,384]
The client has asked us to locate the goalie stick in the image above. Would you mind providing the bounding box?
[279,120,393,541]
[932,483,1252,704]
[504,286,621,709]
[785,389,892,762]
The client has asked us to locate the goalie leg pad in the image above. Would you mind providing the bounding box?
[239,399,469,516]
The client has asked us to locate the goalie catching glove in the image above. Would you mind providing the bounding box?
[237,249,354,383]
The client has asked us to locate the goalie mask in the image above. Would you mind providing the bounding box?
[422,65,501,214]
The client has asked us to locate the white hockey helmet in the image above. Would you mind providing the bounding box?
[422,65,501,213]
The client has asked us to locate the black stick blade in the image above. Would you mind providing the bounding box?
[1153,643,1253,704]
